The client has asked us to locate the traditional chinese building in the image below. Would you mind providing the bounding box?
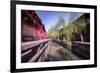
[21,10,48,42]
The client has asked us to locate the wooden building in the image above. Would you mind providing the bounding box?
[21,10,48,42]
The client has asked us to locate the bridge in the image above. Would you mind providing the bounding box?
[21,39,90,63]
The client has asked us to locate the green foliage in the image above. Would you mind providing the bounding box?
[64,17,87,41]
[64,15,88,41]
[48,27,59,38]
[48,16,66,38]
[65,43,72,50]
[56,16,66,29]
[48,14,89,41]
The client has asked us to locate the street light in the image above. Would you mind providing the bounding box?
[58,25,63,41]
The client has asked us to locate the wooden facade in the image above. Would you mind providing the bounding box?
[21,10,48,42]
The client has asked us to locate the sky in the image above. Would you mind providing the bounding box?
[35,10,83,33]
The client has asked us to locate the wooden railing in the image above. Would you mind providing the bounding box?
[72,41,90,59]
[53,40,90,59]
[21,39,50,62]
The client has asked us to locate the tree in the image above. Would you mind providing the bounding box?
[48,27,59,39]
[68,13,86,42]
[48,16,66,39]
[56,16,66,31]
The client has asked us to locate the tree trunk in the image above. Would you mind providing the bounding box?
[80,33,84,42]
